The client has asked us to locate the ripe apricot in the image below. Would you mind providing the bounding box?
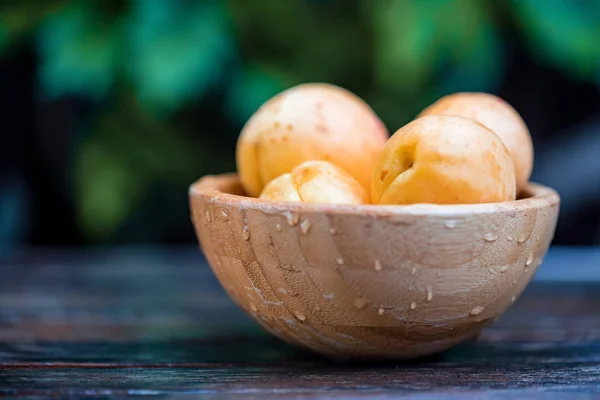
[418,92,533,193]
[371,115,516,205]
[260,161,368,205]
[236,83,388,197]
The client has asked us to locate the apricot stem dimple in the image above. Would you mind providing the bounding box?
[378,145,419,203]
[398,145,416,172]
[380,168,388,181]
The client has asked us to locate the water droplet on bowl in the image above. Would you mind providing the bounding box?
[483,233,498,242]
[221,211,228,218]
[336,258,344,265]
[378,308,384,315]
[374,260,382,271]
[526,253,534,266]
[242,226,250,241]
[323,293,335,300]
[499,266,509,273]
[411,267,416,275]
[511,296,516,303]
[445,220,457,229]
[250,303,258,312]
[470,306,484,316]
[506,234,514,242]
[205,210,211,222]
[275,224,282,232]
[410,302,417,310]
[518,234,528,244]
[329,228,336,235]
[278,288,288,295]
[293,311,306,321]
[300,219,312,234]
[426,287,433,302]
[284,211,299,226]
[353,297,368,310]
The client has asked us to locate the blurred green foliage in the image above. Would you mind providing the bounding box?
[511,0,600,80]
[38,1,120,99]
[2,0,599,242]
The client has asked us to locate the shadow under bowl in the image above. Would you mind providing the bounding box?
[189,173,560,360]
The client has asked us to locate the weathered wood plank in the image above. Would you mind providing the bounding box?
[0,247,599,398]
[1,361,599,397]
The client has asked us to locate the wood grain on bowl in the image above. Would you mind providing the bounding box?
[189,174,560,360]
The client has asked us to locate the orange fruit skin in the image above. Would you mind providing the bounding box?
[418,92,533,193]
[260,161,368,205]
[236,83,388,197]
[371,115,517,205]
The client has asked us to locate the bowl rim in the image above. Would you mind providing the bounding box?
[189,173,560,217]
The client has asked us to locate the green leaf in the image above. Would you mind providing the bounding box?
[0,1,67,53]
[125,0,234,114]
[431,0,503,99]
[510,0,600,79]
[73,89,217,241]
[228,0,369,84]
[37,1,120,99]
[367,0,503,125]
[370,0,438,97]
[223,63,296,126]
[227,0,314,56]
[74,135,144,240]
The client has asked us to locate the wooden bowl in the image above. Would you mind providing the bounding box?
[189,173,560,360]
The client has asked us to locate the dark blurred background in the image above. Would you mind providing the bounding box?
[0,0,599,255]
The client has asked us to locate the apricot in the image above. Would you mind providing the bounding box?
[236,83,388,197]
[371,115,516,205]
[418,92,533,193]
[260,161,368,205]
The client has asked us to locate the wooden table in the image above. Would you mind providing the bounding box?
[1,247,599,399]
